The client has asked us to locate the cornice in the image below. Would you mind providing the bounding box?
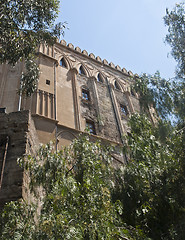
[55,39,139,80]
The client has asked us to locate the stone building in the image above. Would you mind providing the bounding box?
[0,40,155,206]
[0,39,153,146]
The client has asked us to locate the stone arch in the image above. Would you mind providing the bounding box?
[78,64,90,77]
[58,55,71,69]
[113,79,123,91]
[97,72,104,83]
[81,84,89,91]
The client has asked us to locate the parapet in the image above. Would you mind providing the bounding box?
[58,39,136,77]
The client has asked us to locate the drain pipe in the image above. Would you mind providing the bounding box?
[18,73,23,111]
[54,62,58,151]
[106,78,128,164]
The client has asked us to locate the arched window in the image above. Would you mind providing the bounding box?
[79,65,86,75]
[97,73,103,83]
[120,104,128,116]
[60,58,67,68]
[114,80,121,90]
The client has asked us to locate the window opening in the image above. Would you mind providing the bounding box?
[97,73,103,83]
[114,81,121,90]
[120,104,128,116]
[82,89,90,101]
[86,120,96,134]
[46,79,50,85]
[60,58,67,68]
[79,65,86,75]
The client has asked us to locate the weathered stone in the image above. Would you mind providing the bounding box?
[0,111,39,209]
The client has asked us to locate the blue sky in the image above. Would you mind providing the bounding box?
[58,0,179,79]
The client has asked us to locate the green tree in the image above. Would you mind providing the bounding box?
[0,0,65,96]
[164,2,185,122]
[112,114,185,239]
[164,2,185,78]
[0,135,138,240]
[133,71,173,120]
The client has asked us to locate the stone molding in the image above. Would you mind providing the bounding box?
[56,39,138,77]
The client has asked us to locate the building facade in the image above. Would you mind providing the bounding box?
[0,40,154,149]
[0,40,157,206]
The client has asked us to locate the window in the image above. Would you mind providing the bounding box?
[86,120,96,134]
[97,73,103,83]
[120,104,128,116]
[79,65,86,75]
[82,89,90,101]
[60,58,67,68]
[46,79,50,85]
[114,81,121,90]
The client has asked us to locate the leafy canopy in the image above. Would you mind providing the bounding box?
[113,114,185,240]
[0,135,137,240]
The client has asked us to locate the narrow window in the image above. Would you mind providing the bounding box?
[114,81,121,90]
[46,79,50,85]
[82,89,90,101]
[79,65,86,75]
[120,104,128,116]
[60,58,67,68]
[0,108,6,113]
[86,120,96,134]
[97,73,103,83]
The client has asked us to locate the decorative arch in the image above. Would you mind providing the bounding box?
[78,64,90,77]
[114,80,122,91]
[97,73,104,83]
[59,56,71,69]
[79,65,86,75]
[81,84,89,91]
[60,58,67,68]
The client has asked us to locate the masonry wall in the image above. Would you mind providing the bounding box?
[0,110,39,209]
[0,40,142,147]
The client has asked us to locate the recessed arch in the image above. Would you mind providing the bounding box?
[114,80,122,91]
[59,57,68,69]
[97,73,104,83]
[79,65,86,75]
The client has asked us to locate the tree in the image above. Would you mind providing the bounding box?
[163,2,185,122]
[112,114,185,240]
[133,71,173,121]
[0,0,66,96]
[0,135,139,240]
[112,3,185,238]
[164,2,185,79]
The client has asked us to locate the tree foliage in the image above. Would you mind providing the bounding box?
[0,135,138,240]
[164,2,185,78]
[164,2,185,122]
[0,0,66,95]
[133,71,173,120]
[113,114,185,240]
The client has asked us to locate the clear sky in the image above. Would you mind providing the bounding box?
[58,0,179,79]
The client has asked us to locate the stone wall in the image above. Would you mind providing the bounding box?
[0,110,38,209]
